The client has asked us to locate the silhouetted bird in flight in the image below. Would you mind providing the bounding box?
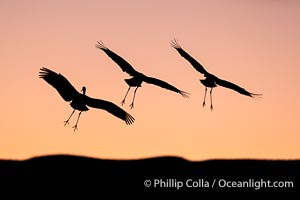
[96,41,189,109]
[171,39,262,110]
[39,67,135,131]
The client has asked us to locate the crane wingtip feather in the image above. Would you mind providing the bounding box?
[39,67,51,78]
[180,91,190,98]
[125,113,135,125]
[95,40,108,50]
[250,93,263,99]
[170,38,181,49]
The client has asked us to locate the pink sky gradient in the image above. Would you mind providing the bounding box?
[1,0,299,161]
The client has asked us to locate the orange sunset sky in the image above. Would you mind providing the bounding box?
[1,0,299,161]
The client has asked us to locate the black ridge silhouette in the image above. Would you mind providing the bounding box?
[171,39,262,110]
[39,67,134,131]
[96,41,189,109]
[1,155,298,197]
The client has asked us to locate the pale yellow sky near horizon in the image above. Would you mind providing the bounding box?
[1,0,299,161]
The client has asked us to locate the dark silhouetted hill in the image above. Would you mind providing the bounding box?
[0,155,299,198]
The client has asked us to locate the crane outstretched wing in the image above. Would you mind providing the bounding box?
[171,39,208,75]
[96,41,139,76]
[84,96,135,125]
[216,78,262,98]
[143,76,189,98]
[39,67,79,101]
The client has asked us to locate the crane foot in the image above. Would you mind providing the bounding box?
[64,120,69,126]
[72,124,78,131]
[121,99,126,106]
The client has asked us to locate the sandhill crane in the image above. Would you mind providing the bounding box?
[96,41,189,109]
[171,39,262,110]
[39,67,135,131]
